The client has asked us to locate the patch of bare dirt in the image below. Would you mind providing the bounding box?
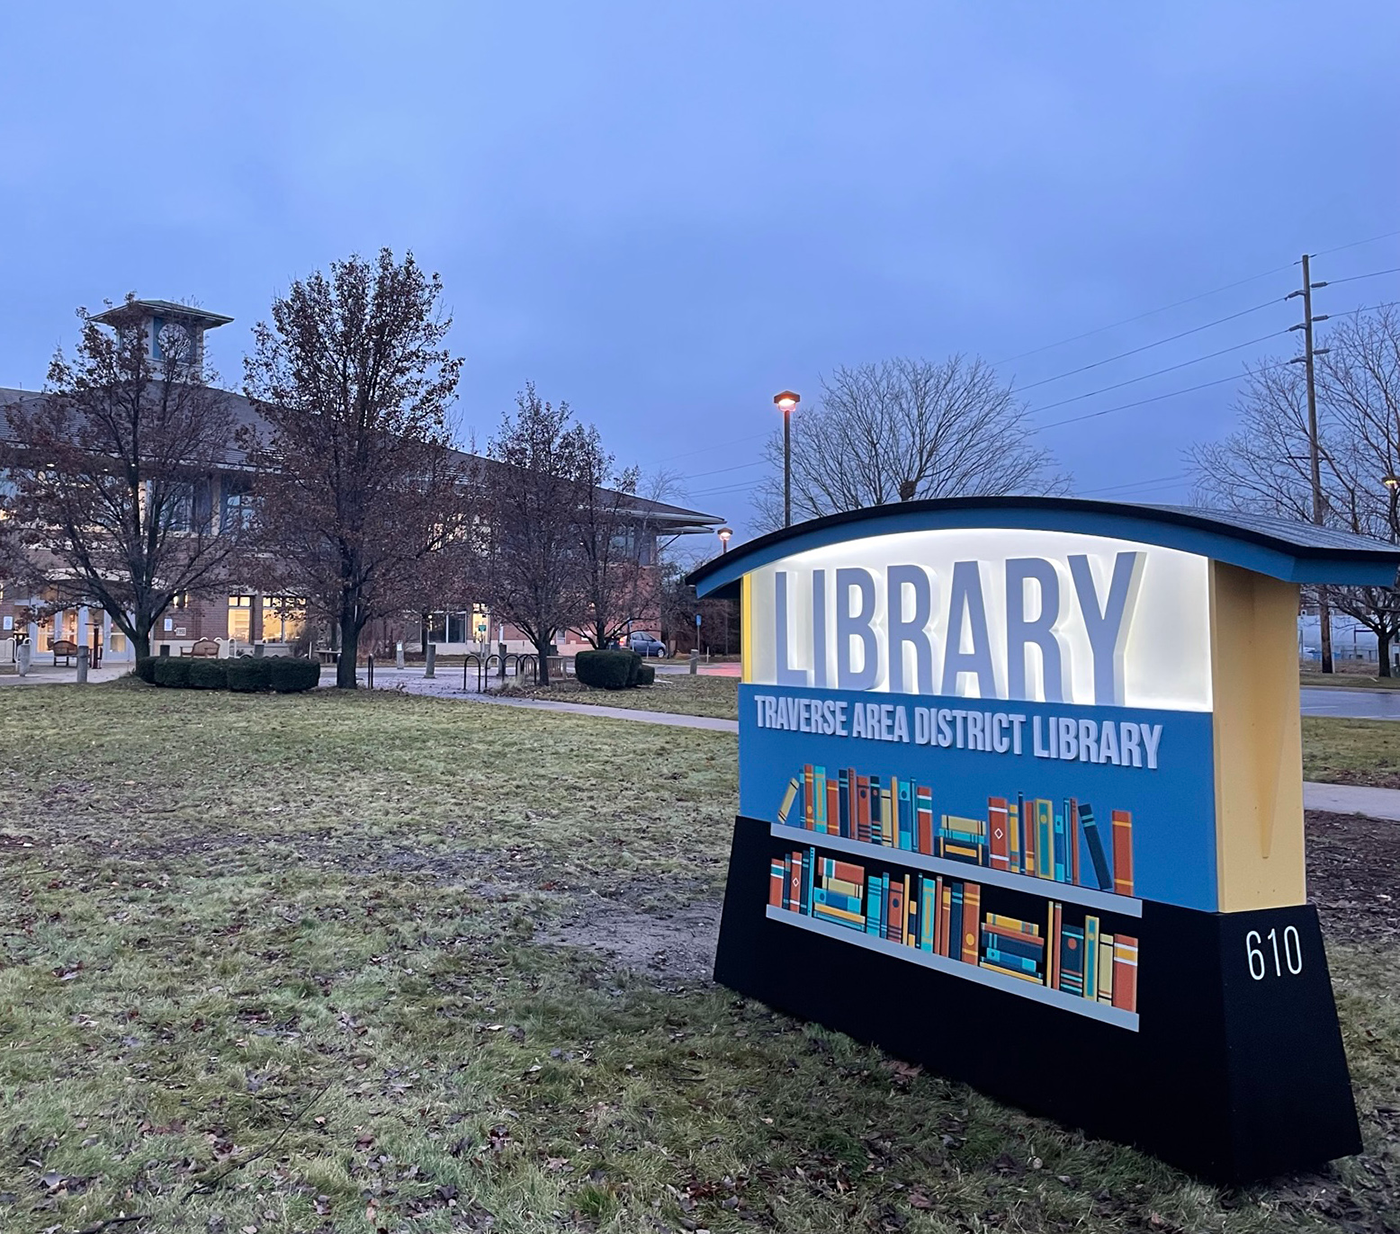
[542,897,721,983]
[1307,809,1400,945]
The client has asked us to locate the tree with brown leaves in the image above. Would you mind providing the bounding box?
[2,296,250,659]
[244,250,469,688]
[478,385,593,683]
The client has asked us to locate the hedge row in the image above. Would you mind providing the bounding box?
[575,649,649,690]
[135,655,320,693]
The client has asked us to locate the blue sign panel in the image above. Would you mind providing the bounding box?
[739,683,1217,912]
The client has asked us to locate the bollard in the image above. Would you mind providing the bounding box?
[425,643,436,678]
[367,653,374,689]
[498,641,507,680]
[689,650,699,675]
[76,646,89,684]
[396,640,405,670]
[16,642,30,677]
[253,643,264,658]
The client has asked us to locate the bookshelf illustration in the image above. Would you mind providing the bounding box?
[766,765,1141,1029]
[767,846,1139,1028]
[774,764,1139,915]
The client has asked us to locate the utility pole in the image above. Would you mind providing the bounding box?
[1288,254,1333,671]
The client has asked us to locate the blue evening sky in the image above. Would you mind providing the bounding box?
[1,3,1395,545]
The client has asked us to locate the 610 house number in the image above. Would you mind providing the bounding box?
[1245,926,1303,980]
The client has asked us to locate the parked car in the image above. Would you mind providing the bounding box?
[628,633,667,657]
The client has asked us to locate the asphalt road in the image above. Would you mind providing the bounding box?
[1300,686,1400,720]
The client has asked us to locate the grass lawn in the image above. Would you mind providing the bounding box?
[0,684,1396,1233]
[1303,715,1400,787]
[500,673,740,721]
[1301,671,1400,691]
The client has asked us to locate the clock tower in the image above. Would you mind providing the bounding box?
[90,298,233,382]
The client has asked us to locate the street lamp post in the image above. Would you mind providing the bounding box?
[774,391,800,527]
[717,526,733,553]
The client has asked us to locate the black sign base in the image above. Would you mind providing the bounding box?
[714,816,1361,1183]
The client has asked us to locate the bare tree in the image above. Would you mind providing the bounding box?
[754,356,1067,528]
[1190,307,1400,671]
[479,385,591,683]
[573,431,643,649]
[2,297,250,659]
[243,249,468,688]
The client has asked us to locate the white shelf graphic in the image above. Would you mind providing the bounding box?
[766,905,1140,1031]
[770,822,1142,918]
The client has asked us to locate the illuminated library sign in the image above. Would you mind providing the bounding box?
[689,497,1398,1183]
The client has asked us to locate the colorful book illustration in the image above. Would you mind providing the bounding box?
[768,848,1139,1014]
[775,766,1135,898]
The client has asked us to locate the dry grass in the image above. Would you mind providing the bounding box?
[498,672,739,720]
[0,683,1395,1233]
[1301,671,1400,691]
[1303,716,1400,787]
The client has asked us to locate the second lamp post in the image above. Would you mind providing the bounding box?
[774,390,800,527]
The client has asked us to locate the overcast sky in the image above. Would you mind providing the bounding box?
[2,2,1396,545]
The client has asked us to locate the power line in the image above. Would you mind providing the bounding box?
[681,459,766,481]
[650,430,770,466]
[1079,473,1190,496]
[1013,296,1283,393]
[991,263,1292,366]
[1320,267,1400,288]
[1032,298,1400,433]
[1030,362,1291,433]
[994,230,1400,370]
[1315,229,1400,258]
[1026,328,1289,417]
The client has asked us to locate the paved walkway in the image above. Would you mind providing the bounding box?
[9,660,1400,819]
[470,693,739,731]
[0,663,129,686]
[1301,781,1400,820]
[463,694,1400,821]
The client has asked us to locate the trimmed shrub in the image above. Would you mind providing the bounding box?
[153,658,192,688]
[575,649,640,690]
[637,663,655,686]
[268,656,321,693]
[133,656,160,684]
[226,657,273,693]
[188,659,228,690]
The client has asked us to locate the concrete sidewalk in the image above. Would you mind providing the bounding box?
[1302,781,1400,820]
[465,694,1400,821]
[12,662,1400,820]
[466,693,740,732]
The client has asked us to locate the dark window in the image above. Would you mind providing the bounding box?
[221,475,255,532]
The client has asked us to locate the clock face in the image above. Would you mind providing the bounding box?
[156,321,192,361]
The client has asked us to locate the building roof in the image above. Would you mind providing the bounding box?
[0,385,725,534]
[90,300,234,329]
[688,495,1400,597]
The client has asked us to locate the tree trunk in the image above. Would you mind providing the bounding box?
[336,606,360,689]
[133,629,151,660]
[535,634,552,685]
[1380,630,1392,677]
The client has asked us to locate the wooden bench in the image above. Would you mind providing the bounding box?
[180,638,221,658]
[51,638,78,666]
